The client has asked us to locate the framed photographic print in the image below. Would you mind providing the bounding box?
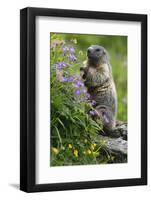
[20,7,147,192]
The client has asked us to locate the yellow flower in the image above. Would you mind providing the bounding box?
[73,149,78,157]
[87,149,91,155]
[68,144,72,149]
[52,147,59,154]
[91,144,94,150]
[93,143,97,148]
[91,143,97,151]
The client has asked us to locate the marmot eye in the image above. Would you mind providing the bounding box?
[96,48,100,52]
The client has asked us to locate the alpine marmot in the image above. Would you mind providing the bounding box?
[80,45,117,135]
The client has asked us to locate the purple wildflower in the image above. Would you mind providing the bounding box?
[89,110,97,116]
[61,76,75,82]
[62,77,68,82]
[75,89,81,96]
[56,61,67,69]
[69,54,77,62]
[91,100,97,106]
[62,47,68,55]
[74,80,84,88]
[62,76,74,82]
[68,76,74,82]
[86,93,90,99]
[69,47,75,54]
[102,112,110,123]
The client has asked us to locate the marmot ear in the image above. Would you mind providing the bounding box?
[103,49,107,54]
[104,49,110,60]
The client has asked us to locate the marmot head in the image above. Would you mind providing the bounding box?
[87,45,108,65]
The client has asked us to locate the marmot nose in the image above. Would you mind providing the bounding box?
[87,49,91,54]
[87,47,93,55]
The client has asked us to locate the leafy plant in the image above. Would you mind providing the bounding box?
[50,33,127,166]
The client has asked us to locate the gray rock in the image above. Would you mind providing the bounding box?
[99,123,128,163]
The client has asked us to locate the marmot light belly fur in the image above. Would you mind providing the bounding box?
[80,45,117,134]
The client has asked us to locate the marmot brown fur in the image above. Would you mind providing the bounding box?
[80,45,117,135]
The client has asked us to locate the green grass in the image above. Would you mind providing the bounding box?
[50,33,127,166]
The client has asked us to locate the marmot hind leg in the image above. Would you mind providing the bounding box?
[94,106,122,138]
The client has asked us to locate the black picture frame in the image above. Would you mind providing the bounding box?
[20,7,147,193]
